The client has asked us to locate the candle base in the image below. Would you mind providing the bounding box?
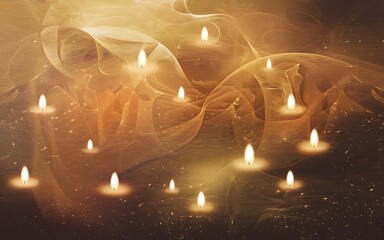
[81,147,100,154]
[189,203,214,213]
[232,158,268,172]
[98,184,131,197]
[30,106,56,114]
[278,180,303,190]
[172,96,190,103]
[9,177,39,189]
[297,141,330,155]
[278,105,306,117]
[165,188,179,194]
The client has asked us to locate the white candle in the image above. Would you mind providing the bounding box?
[297,128,330,155]
[9,166,39,189]
[98,172,130,197]
[233,143,267,171]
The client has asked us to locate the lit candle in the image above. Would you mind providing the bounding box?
[233,143,267,171]
[98,172,130,197]
[197,191,205,208]
[138,49,147,69]
[189,191,213,213]
[87,139,93,151]
[173,86,190,103]
[21,166,29,184]
[9,166,39,189]
[310,129,318,148]
[266,58,272,70]
[39,94,46,111]
[278,93,306,116]
[278,170,302,190]
[286,170,294,187]
[30,94,55,114]
[166,179,179,193]
[287,94,295,111]
[82,139,99,154]
[110,172,119,191]
[297,128,330,155]
[201,26,209,43]
[244,143,254,165]
[178,87,185,102]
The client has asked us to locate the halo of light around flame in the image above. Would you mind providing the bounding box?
[286,170,294,187]
[39,94,46,111]
[197,191,205,208]
[110,172,119,191]
[138,49,147,69]
[169,179,175,191]
[287,94,296,111]
[201,26,208,43]
[178,87,185,101]
[21,166,29,184]
[267,58,272,70]
[310,129,319,148]
[244,143,255,165]
[87,139,93,151]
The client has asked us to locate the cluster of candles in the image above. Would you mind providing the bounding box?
[9,26,331,213]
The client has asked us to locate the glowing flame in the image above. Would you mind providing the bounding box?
[39,94,46,111]
[286,170,294,187]
[310,129,319,148]
[169,179,175,192]
[138,49,147,69]
[244,143,255,165]
[201,26,208,43]
[267,58,272,70]
[178,87,185,101]
[87,139,93,151]
[197,191,205,208]
[287,93,296,111]
[21,166,29,184]
[110,172,119,191]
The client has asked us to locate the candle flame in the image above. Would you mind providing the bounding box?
[169,179,175,192]
[286,170,294,187]
[110,172,119,191]
[197,191,205,208]
[87,139,93,151]
[267,58,272,70]
[21,166,29,184]
[287,93,296,111]
[39,94,47,111]
[310,129,319,148]
[201,26,208,43]
[178,87,185,101]
[138,49,147,69]
[244,143,255,165]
